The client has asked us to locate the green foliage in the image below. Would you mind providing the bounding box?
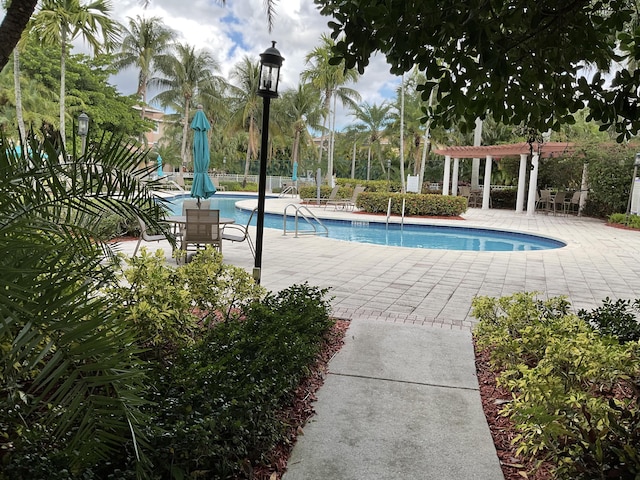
[356,191,467,216]
[106,247,265,361]
[472,293,575,371]
[94,213,130,240]
[609,213,640,229]
[473,293,640,479]
[490,188,517,210]
[317,0,640,140]
[218,181,258,192]
[299,184,353,200]
[580,143,640,217]
[180,247,266,323]
[11,35,151,143]
[578,297,640,343]
[142,283,334,479]
[0,131,164,474]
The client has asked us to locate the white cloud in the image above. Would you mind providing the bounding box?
[108,0,400,129]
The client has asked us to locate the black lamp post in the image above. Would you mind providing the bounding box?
[78,112,89,155]
[254,41,284,284]
[387,159,391,191]
[625,152,640,221]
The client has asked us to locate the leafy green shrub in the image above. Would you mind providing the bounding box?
[472,292,574,371]
[473,293,640,479]
[142,283,334,479]
[337,178,402,192]
[222,181,258,192]
[299,184,352,200]
[94,213,128,240]
[356,191,467,216]
[578,297,640,343]
[105,247,265,360]
[581,143,640,218]
[490,188,517,209]
[608,213,640,229]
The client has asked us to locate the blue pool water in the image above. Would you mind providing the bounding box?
[165,194,565,252]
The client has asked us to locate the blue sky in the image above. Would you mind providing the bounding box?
[109,0,401,130]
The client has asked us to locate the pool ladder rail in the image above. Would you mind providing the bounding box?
[283,204,329,238]
[386,197,406,230]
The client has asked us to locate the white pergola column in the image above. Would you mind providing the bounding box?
[515,153,528,213]
[579,161,588,216]
[451,158,460,196]
[526,153,540,216]
[482,155,492,209]
[442,155,451,195]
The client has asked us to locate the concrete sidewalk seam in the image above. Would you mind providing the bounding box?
[329,371,480,392]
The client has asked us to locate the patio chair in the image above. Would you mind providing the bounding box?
[221,207,256,258]
[327,185,365,211]
[551,191,566,215]
[565,191,581,214]
[537,189,553,212]
[180,209,222,261]
[181,199,211,214]
[303,185,339,206]
[133,216,175,256]
[212,177,226,191]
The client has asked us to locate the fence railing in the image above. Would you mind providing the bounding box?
[166,173,514,194]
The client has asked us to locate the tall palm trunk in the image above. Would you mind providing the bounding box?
[292,128,301,165]
[399,74,406,192]
[328,95,337,179]
[418,89,434,193]
[59,26,68,142]
[318,93,331,181]
[181,99,191,168]
[13,49,26,142]
[243,118,257,187]
[243,144,251,186]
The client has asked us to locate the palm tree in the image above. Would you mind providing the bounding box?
[0,65,58,133]
[277,83,324,170]
[0,130,169,472]
[350,101,393,180]
[112,15,175,122]
[0,0,38,70]
[302,34,360,180]
[32,0,120,142]
[226,56,262,186]
[388,72,430,185]
[151,42,223,167]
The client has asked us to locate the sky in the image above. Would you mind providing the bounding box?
[108,0,401,130]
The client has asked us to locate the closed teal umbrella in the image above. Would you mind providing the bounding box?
[190,105,216,203]
[157,154,164,177]
[292,161,298,182]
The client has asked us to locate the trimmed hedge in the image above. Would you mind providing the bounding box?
[356,192,467,216]
[490,188,517,210]
[299,185,352,200]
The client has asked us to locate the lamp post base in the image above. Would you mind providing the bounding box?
[253,267,261,284]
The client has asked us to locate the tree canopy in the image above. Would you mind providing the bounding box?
[315,0,640,140]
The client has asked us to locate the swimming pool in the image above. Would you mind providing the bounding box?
[165,194,565,252]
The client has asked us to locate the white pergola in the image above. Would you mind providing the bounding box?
[433,142,575,216]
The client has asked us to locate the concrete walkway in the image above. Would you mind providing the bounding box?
[117,198,640,479]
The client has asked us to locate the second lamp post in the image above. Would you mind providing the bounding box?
[78,112,89,156]
[254,41,284,284]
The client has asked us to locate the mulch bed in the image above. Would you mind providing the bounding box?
[606,222,640,231]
